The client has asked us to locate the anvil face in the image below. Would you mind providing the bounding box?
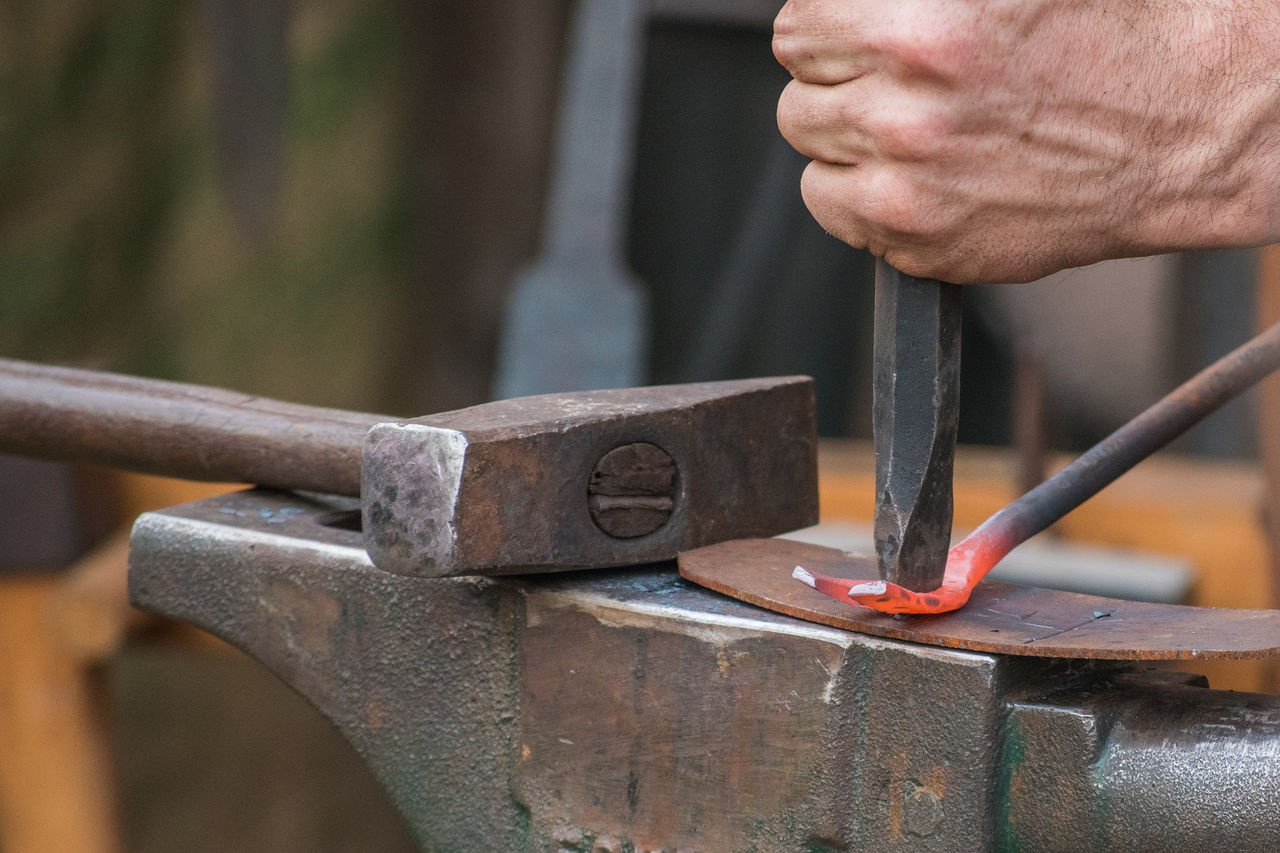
[130,490,1280,852]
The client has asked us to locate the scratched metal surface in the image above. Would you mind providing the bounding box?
[678,538,1280,660]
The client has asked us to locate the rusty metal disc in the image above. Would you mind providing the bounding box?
[678,538,1280,660]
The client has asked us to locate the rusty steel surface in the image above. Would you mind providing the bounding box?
[0,357,386,495]
[586,442,677,538]
[362,376,818,577]
[131,489,1280,851]
[678,538,1280,660]
[872,261,962,591]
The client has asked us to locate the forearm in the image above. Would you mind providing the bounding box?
[1138,1,1280,253]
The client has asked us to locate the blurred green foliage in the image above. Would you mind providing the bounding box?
[0,1,414,412]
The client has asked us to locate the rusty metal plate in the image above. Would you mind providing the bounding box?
[678,538,1280,660]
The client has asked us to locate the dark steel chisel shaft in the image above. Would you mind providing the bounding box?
[872,260,962,591]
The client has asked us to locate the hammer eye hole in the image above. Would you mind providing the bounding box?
[316,509,363,533]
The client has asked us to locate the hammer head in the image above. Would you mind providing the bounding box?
[362,377,817,577]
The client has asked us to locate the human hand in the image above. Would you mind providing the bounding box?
[774,0,1280,283]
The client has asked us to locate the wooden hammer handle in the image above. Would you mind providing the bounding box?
[0,358,392,496]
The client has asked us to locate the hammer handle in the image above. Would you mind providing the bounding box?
[0,358,391,496]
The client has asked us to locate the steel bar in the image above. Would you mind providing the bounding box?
[978,319,1280,562]
[492,0,648,397]
[0,358,389,496]
[872,260,962,590]
[1013,344,1049,499]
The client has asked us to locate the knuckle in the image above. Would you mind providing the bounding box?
[799,163,868,249]
[864,108,947,161]
[778,83,864,163]
[832,93,865,130]
[772,0,798,38]
[863,171,930,237]
[774,0,863,84]
[775,82,801,137]
[771,32,802,73]
[771,2,808,73]
[773,35,833,84]
[871,17,972,80]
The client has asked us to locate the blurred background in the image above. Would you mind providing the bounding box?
[0,1,1271,851]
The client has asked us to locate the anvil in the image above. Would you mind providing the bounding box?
[126,488,1280,851]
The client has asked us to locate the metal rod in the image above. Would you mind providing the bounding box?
[0,359,392,496]
[1013,343,1049,500]
[800,320,1280,614]
[681,136,808,382]
[985,319,1280,551]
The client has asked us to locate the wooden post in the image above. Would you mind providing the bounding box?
[1256,244,1280,691]
[0,576,121,853]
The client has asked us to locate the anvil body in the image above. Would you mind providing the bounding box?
[130,489,1280,851]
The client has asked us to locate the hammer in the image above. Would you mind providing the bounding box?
[0,359,817,577]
